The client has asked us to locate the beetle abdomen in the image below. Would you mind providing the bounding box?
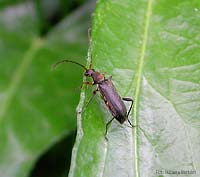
[98,80,127,124]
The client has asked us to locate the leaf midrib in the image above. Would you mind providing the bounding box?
[133,1,152,177]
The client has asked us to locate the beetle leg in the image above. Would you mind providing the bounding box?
[105,117,115,138]
[122,97,134,127]
[122,97,133,117]
[108,76,112,80]
[80,81,94,89]
[83,81,94,85]
[80,88,99,113]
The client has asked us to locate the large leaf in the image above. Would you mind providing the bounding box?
[69,0,200,177]
[0,1,94,177]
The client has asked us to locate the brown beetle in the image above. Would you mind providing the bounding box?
[53,60,134,136]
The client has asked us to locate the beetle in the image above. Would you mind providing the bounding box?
[53,59,134,137]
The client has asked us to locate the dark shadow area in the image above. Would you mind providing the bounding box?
[30,131,76,177]
[34,0,88,36]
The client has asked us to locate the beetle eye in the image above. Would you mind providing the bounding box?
[84,69,93,76]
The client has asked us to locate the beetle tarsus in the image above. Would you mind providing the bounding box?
[127,118,134,127]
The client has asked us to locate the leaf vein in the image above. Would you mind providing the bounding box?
[133,1,152,177]
[0,38,43,123]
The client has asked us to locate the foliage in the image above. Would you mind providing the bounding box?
[0,0,94,177]
[69,0,200,177]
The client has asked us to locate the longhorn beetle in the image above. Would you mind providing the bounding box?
[53,59,134,137]
[53,30,134,137]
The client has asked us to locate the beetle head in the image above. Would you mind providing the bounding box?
[84,69,95,77]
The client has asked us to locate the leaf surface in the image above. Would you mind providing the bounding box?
[69,0,200,177]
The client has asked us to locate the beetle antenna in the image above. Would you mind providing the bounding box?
[52,59,87,70]
[88,28,92,69]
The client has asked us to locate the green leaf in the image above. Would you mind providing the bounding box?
[69,0,200,177]
[0,1,94,177]
[0,0,25,9]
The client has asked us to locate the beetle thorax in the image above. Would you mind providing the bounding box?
[84,69,105,84]
[92,71,105,83]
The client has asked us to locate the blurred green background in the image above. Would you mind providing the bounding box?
[0,0,95,177]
